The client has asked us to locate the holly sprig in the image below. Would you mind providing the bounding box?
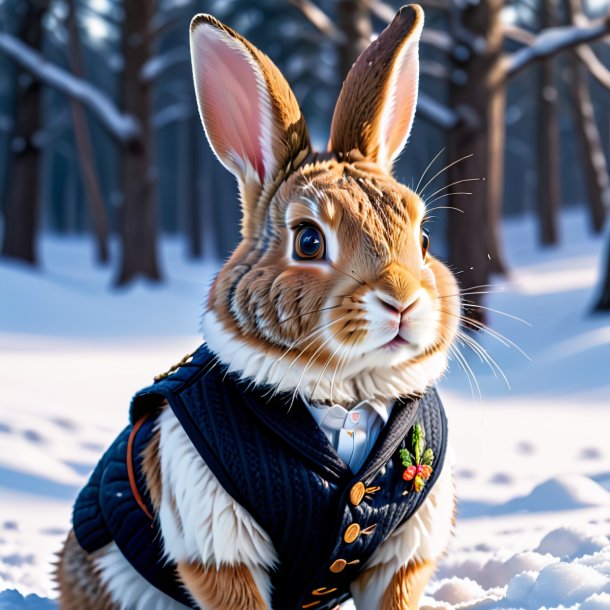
[399,423,434,493]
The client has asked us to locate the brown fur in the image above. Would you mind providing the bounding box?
[55,531,117,610]
[329,6,423,172]
[58,6,459,607]
[177,561,267,610]
[377,560,436,610]
[207,157,460,404]
[193,4,459,406]
[190,14,311,238]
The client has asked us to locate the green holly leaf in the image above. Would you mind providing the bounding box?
[422,448,434,467]
[399,448,413,467]
[412,423,424,464]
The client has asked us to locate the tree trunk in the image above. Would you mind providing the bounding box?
[336,0,372,80]
[569,58,609,233]
[536,0,561,246]
[595,234,610,311]
[115,0,161,285]
[185,115,202,258]
[447,0,506,324]
[66,0,110,264]
[1,0,49,264]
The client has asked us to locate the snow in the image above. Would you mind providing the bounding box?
[1,208,609,609]
[0,34,139,143]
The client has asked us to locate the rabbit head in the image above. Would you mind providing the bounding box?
[191,5,460,406]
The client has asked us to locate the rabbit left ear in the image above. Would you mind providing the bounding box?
[328,4,424,174]
[190,14,310,238]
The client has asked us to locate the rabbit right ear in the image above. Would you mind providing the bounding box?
[328,5,424,174]
[190,15,311,238]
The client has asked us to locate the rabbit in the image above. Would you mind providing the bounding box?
[56,4,461,610]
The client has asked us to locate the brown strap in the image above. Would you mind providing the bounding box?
[127,414,154,522]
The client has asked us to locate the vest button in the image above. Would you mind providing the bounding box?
[329,559,347,573]
[349,482,365,506]
[343,523,361,544]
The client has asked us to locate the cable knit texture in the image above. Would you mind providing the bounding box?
[73,344,448,610]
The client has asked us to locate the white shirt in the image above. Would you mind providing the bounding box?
[305,399,394,473]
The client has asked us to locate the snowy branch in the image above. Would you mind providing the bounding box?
[153,102,196,130]
[288,0,345,43]
[502,24,535,46]
[417,92,458,129]
[504,14,610,80]
[0,33,140,143]
[140,47,188,81]
[420,59,449,79]
[576,44,610,90]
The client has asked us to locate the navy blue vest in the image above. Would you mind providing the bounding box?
[73,344,448,610]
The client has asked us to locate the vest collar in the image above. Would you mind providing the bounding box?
[236,374,423,485]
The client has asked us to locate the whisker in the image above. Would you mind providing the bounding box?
[424,178,481,204]
[457,329,511,388]
[418,153,474,198]
[462,302,531,326]
[289,329,345,409]
[265,315,347,399]
[279,303,342,325]
[310,337,348,402]
[415,146,446,194]
[424,194,471,208]
[424,204,466,215]
[449,343,481,399]
[331,332,360,404]
[329,261,366,286]
[440,308,531,361]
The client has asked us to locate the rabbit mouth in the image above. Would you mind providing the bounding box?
[383,334,411,350]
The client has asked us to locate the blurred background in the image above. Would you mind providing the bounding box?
[1,0,610,608]
[0,0,609,309]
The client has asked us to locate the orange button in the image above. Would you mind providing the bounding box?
[349,482,365,506]
[329,559,347,573]
[344,523,361,544]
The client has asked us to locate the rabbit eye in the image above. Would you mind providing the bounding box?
[421,228,430,258]
[294,225,325,261]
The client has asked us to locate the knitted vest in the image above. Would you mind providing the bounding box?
[73,344,448,610]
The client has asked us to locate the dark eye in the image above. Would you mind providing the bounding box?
[421,228,430,258]
[294,225,325,261]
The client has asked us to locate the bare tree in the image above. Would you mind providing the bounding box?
[565,0,610,235]
[1,0,49,265]
[66,0,110,263]
[114,0,161,285]
[537,0,561,245]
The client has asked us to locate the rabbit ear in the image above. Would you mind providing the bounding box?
[190,15,310,237]
[328,4,423,174]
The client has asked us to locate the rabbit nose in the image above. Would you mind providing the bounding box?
[376,292,420,316]
[375,264,421,312]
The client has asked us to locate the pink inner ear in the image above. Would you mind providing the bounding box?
[193,27,266,182]
[382,40,419,163]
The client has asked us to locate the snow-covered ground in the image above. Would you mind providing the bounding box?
[1,208,609,609]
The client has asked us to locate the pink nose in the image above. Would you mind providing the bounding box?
[376,292,420,316]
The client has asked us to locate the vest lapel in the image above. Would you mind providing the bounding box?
[235,380,352,483]
[352,395,422,485]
